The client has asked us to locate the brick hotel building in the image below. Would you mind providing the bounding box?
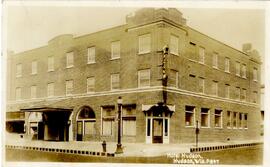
[6,8,261,144]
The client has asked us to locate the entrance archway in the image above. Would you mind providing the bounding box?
[76,106,96,141]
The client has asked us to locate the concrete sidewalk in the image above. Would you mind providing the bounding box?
[5,133,263,157]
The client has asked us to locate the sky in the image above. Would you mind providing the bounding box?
[4,3,266,82]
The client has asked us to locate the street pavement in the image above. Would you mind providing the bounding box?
[5,132,263,157]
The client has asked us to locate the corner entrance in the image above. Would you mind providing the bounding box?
[143,103,175,144]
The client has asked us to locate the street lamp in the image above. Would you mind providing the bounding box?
[115,96,123,154]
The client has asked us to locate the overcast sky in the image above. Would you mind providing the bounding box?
[4,4,265,82]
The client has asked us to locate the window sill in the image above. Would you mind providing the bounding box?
[236,74,241,77]
[201,126,210,129]
[87,62,96,65]
[66,66,74,69]
[214,127,223,129]
[185,126,195,128]
[87,91,95,94]
[198,62,205,65]
[138,51,151,55]
[225,71,230,74]
[242,77,247,79]
[170,52,179,56]
[16,76,22,78]
[48,70,54,72]
[253,80,258,82]
[213,66,218,69]
[31,73,37,75]
[110,57,120,61]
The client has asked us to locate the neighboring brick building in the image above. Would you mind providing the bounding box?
[6,8,261,143]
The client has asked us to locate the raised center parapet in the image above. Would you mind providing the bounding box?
[126,8,186,29]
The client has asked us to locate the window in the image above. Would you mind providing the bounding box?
[236,87,241,100]
[185,106,195,127]
[253,68,258,81]
[138,34,151,54]
[15,87,21,100]
[122,107,136,136]
[66,80,73,96]
[111,73,120,90]
[201,108,209,127]
[225,57,230,72]
[199,47,205,64]
[212,52,218,68]
[31,61,37,74]
[111,41,120,59]
[198,78,205,94]
[225,84,230,98]
[87,77,95,93]
[235,61,240,76]
[47,83,54,97]
[169,70,178,87]
[238,113,243,129]
[30,85,37,99]
[48,56,54,72]
[242,89,246,101]
[242,64,247,78]
[212,81,218,96]
[214,109,222,128]
[170,35,178,55]
[138,69,150,87]
[66,52,74,68]
[87,47,95,64]
[102,107,115,136]
[253,91,258,103]
[233,112,237,128]
[77,107,96,137]
[243,113,248,129]
[227,111,232,128]
[16,64,22,77]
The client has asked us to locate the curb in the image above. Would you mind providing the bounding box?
[5,145,115,157]
[190,142,263,153]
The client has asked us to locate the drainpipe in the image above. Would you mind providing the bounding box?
[162,45,169,105]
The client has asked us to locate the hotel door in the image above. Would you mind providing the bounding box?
[152,119,163,143]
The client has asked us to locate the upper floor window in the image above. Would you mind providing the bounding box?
[47,82,54,97]
[138,69,150,88]
[212,52,218,68]
[199,47,205,64]
[253,91,258,103]
[225,57,230,73]
[87,77,95,93]
[242,64,247,78]
[111,73,120,90]
[253,67,258,81]
[242,88,247,101]
[30,85,37,99]
[48,56,54,72]
[111,41,120,59]
[236,87,241,100]
[170,35,179,55]
[66,52,74,68]
[16,63,22,77]
[31,61,37,75]
[66,80,73,96]
[235,61,240,76]
[169,70,178,87]
[87,47,95,64]
[15,87,21,100]
[212,81,218,96]
[138,34,151,54]
[225,84,230,99]
[198,77,205,94]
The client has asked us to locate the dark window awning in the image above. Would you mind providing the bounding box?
[20,107,73,113]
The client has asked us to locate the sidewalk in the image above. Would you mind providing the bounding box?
[5,133,263,157]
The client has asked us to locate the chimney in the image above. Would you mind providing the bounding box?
[242,43,252,53]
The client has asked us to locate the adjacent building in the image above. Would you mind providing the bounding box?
[6,8,262,144]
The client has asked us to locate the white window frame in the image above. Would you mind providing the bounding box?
[66,52,74,68]
[253,67,258,82]
[138,69,150,88]
[225,57,230,73]
[225,84,230,99]
[242,64,247,79]
[199,47,205,64]
[66,80,73,96]
[111,73,120,90]
[236,61,240,76]
[214,109,223,128]
[138,34,151,54]
[30,85,37,99]
[212,52,218,69]
[170,34,179,55]
[185,106,195,127]
[87,47,95,64]
[48,56,54,72]
[111,41,120,59]
[47,82,54,97]
[31,60,37,75]
[212,81,218,96]
[87,77,95,93]
[15,87,22,100]
[16,63,22,77]
[200,108,210,128]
